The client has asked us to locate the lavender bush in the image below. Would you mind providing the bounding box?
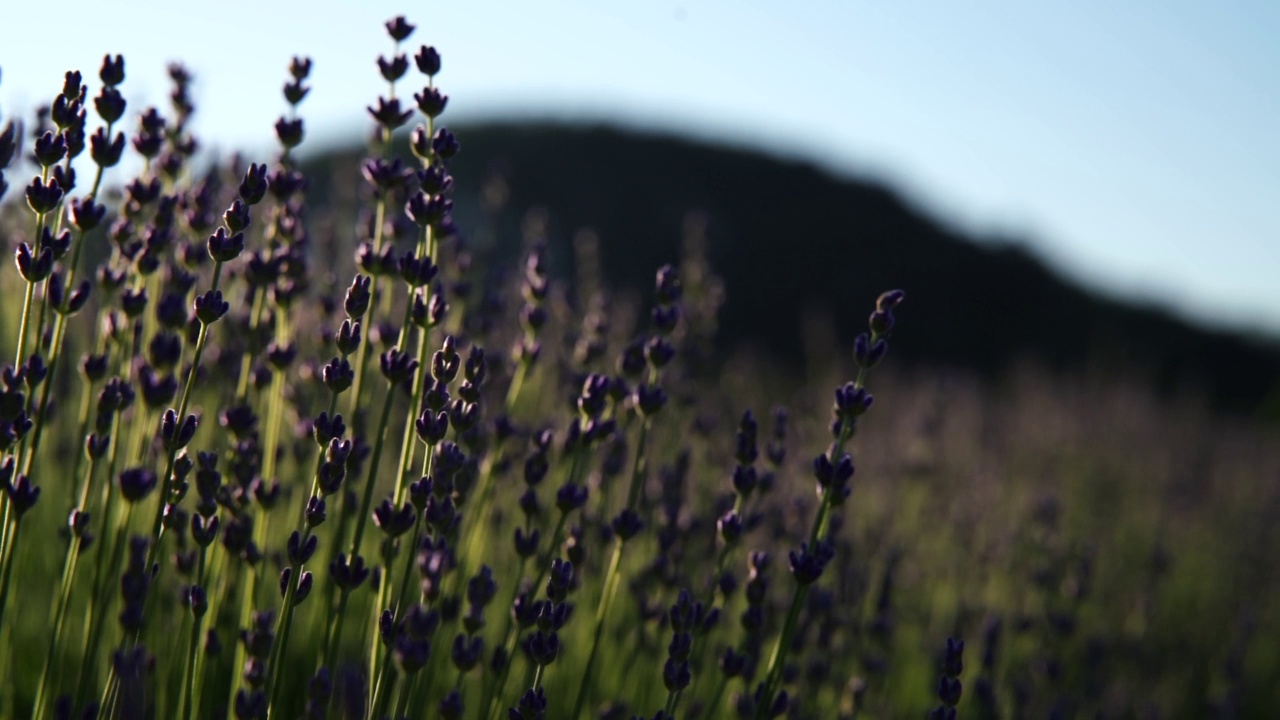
[0,13,1277,720]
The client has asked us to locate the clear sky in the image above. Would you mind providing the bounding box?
[3,0,1278,336]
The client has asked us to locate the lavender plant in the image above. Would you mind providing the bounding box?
[0,11,1277,720]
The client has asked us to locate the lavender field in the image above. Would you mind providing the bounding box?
[0,14,1277,720]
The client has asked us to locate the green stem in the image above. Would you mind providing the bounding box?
[706,674,731,718]
[486,510,572,720]
[347,383,399,561]
[179,546,208,720]
[264,386,339,718]
[753,417,858,720]
[144,261,224,572]
[344,195,388,434]
[663,688,679,716]
[323,382,399,675]
[0,516,22,645]
[532,664,545,691]
[234,285,265,400]
[75,420,127,707]
[570,408,655,719]
[266,559,302,719]
[31,460,95,718]
[570,536,626,719]
[369,443,432,697]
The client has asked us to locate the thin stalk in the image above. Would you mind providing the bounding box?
[370,444,434,712]
[503,356,532,414]
[75,412,127,707]
[570,536,625,719]
[532,664,545,691]
[706,674,731,718]
[179,546,208,720]
[66,368,100,506]
[90,502,135,715]
[388,222,435,510]
[322,381,399,674]
[144,260,224,572]
[0,516,22,640]
[13,167,48,367]
[234,285,265,400]
[486,509,572,720]
[263,389,338,719]
[31,456,97,717]
[663,688,680,716]
[753,406,860,720]
[570,405,655,719]
[344,194,389,432]
[346,382,399,563]
[393,680,412,720]
[265,553,304,719]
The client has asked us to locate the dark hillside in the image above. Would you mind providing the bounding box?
[304,123,1280,414]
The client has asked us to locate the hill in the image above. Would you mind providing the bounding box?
[304,122,1280,415]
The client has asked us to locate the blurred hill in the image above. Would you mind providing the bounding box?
[304,122,1280,416]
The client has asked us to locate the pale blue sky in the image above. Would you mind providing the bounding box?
[3,0,1278,335]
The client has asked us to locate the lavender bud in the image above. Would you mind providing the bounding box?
[379,347,418,385]
[513,527,539,558]
[295,571,314,604]
[555,483,588,513]
[344,275,372,318]
[193,290,228,325]
[869,308,895,336]
[788,540,836,585]
[415,46,442,76]
[611,509,644,540]
[439,690,464,720]
[378,53,410,82]
[206,228,245,263]
[187,585,208,618]
[283,79,309,106]
[415,87,448,118]
[160,409,198,451]
[100,54,126,86]
[274,117,304,149]
[322,357,354,394]
[644,336,675,370]
[34,131,68,167]
[26,177,64,215]
[415,408,449,446]
[718,511,743,545]
[191,514,219,547]
[330,553,370,590]
[289,56,312,80]
[373,499,417,537]
[238,163,269,205]
[663,657,691,692]
[432,128,460,161]
[118,468,158,503]
[223,198,251,234]
[399,252,438,287]
[335,319,362,356]
[877,288,906,311]
[367,97,413,130]
[70,197,107,232]
[287,530,318,564]
[68,508,91,538]
[385,15,415,41]
[311,412,345,445]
